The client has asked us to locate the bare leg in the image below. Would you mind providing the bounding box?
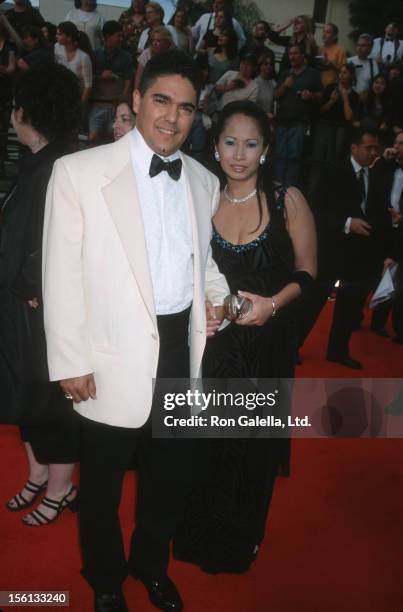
[6,442,48,510]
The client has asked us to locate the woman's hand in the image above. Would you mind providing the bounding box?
[235,291,274,326]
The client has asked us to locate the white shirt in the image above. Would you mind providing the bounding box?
[130,128,193,315]
[191,12,246,51]
[137,25,178,53]
[370,37,403,63]
[54,43,93,90]
[348,55,379,94]
[391,167,403,213]
[345,156,368,233]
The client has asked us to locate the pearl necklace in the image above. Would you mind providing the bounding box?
[224,184,257,205]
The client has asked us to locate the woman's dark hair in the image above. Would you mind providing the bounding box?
[338,62,356,85]
[57,21,81,44]
[74,0,97,8]
[215,9,234,34]
[139,48,202,99]
[214,100,276,232]
[21,25,46,48]
[14,63,82,142]
[214,27,238,60]
[57,21,95,65]
[365,74,388,114]
[43,21,57,47]
[169,8,189,28]
[257,50,276,78]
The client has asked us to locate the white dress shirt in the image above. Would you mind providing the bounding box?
[191,12,246,51]
[345,157,368,233]
[348,55,379,94]
[370,37,403,63]
[130,128,193,315]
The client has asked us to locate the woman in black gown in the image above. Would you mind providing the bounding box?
[174,100,317,573]
[1,63,82,525]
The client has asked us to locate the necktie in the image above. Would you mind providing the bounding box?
[149,154,182,181]
[357,168,366,212]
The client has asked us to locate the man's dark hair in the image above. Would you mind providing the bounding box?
[139,49,202,99]
[102,20,122,39]
[14,63,82,142]
[288,42,307,58]
[21,25,46,47]
[255,20,271,35]
[351,126,379,145]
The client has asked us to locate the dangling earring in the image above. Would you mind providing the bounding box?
[214,150,220,162]
[259,154,266,165]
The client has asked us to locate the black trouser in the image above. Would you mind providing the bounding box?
[326,279,372,359]
[79,307,204,591]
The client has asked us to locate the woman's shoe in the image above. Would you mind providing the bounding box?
[21,485,79,526]
[5,479,48,512]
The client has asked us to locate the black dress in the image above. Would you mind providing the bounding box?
[173,189,297,574]
[0,141,79,464]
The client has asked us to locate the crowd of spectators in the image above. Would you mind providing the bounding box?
[1,0,402,183]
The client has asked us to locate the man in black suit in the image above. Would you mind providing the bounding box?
[314,128,391,368]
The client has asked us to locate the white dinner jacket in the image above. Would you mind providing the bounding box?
[42,133,229,428]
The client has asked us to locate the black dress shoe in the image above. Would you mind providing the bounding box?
[94,591,128,612]
[327,355,363,369]
[132,573,183,611]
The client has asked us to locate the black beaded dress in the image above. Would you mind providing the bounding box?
[173,188,298,574]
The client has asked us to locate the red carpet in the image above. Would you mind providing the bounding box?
[1,300,403,612]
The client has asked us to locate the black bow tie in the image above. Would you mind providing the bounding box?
[149,154,182,181]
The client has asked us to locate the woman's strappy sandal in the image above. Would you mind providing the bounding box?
[21,485,79,526]
[5,479,48,512]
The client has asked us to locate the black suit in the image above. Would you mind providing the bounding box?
[316,159,391,359]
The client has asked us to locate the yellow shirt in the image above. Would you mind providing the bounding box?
[318,44,347,86]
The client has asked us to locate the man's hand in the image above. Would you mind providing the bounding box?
[350,218,372,236]
[388,207,401,225]
[60,374,97,403]
[383,257,396,270]
[300,89,313,101]
[206,300,224,337]
[283,75,295,89]
[383,146,398,161]
[100,69,114,81]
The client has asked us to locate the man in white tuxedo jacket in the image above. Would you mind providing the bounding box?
[43,50,229,612]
